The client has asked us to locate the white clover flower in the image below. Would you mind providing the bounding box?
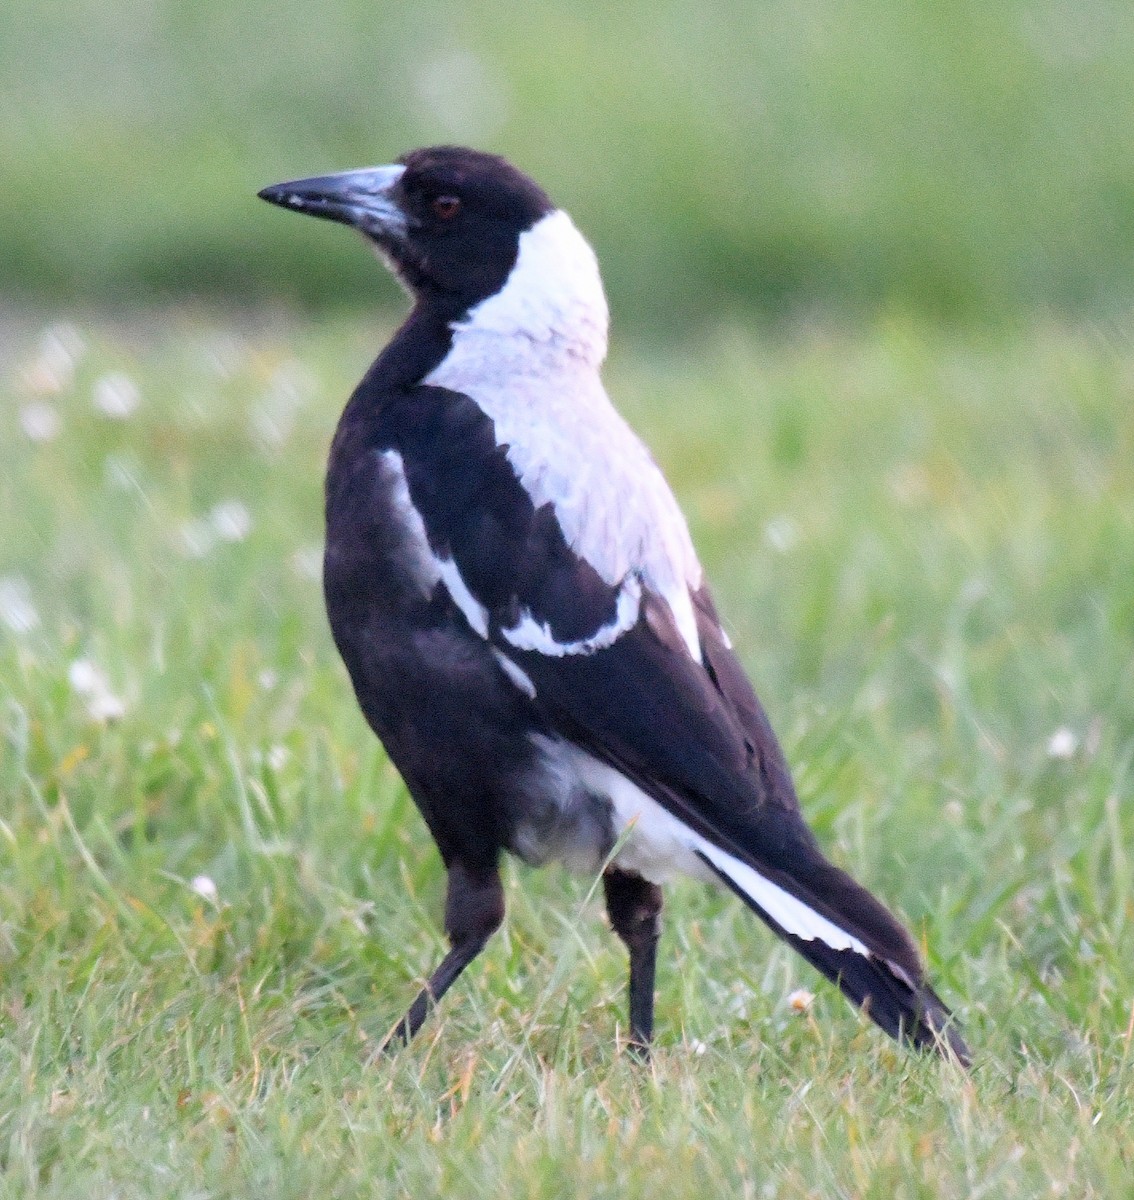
[0,577,40,634]
[210,501,252,542]
[788,988,815,1013]
[67,660,102,694]
[93,372,141,419]
[266,744,290,772]
[20,402,62,443]
[68,658,127,723]
[1047,728,1078,760]
[189,875,219,904]
[764,515,798,553]
[86,690,128,722]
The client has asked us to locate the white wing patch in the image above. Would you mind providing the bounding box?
[491,648,536,698]
[695,843,869,954]
[377,449,441,596]
[540,739,870,956]
[501,574,641,657]
[377,451,492,637]
[424,209,704,664]
[436,555,489,638]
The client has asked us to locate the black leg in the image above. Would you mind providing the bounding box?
[603,868,663,1054]
[382,861,504,1052]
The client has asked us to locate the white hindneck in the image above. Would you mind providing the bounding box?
[450,209,609,369]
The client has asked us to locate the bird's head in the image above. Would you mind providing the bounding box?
[259,146,608,358]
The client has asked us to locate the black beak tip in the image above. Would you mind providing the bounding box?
[258,183,290,207]
[256,181,344,223]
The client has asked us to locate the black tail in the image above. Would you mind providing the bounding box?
[776,924,971,1064]
[696,845,970,1066]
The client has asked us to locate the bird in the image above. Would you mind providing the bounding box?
[258,146,969,1065]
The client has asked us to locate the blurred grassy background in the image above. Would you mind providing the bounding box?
[3,0,1134,331]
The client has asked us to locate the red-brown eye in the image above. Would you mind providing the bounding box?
[432,195,461,220]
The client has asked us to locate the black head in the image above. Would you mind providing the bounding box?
[259,146,555,312]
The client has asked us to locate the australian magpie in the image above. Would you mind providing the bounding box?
[258,146,969,1064]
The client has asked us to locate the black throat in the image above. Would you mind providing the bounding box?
[362,296,463,394]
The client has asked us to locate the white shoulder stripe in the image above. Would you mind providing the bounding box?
[436,556,489,638]
[377,448,494,640]
[377,449,442,596]
[491,648,537,698]
[668,588,701,662]
[501,575,641,657]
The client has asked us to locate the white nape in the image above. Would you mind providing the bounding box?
[448,209,609,362]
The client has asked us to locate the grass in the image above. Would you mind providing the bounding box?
[1,311,1133,1196]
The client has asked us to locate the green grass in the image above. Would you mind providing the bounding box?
[2,313,1133,1196]
[4,0,1134,326]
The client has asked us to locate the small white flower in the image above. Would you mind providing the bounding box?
[93,372,141,419]
[266,744,290,772]
[189,875,219,904]
[689,1038,707,1056]
[764,515,798,553]
[210,501,251,542]
[68,659,103,695]
[0,577,40,634]
[788,988,815,1013]
[1047,727,1078,760]
[68,658,126,722]
[22,324,83,395]
[20,402,61,443]
[86,690,127,722]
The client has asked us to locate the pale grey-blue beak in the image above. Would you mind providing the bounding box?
[258,164,408,238]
